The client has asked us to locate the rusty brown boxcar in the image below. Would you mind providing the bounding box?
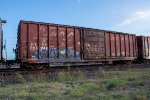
[17,20,82,67]
[17,20,137,68]
[137,36,150,62]
[82,29,137,63]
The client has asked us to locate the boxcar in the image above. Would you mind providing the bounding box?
[137,36,150,62]
[17,20,137,68]
[17,20,82,68]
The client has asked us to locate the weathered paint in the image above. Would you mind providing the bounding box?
[105,32,136,60]
[83,29,105,60]
[110,32,116,57]
[17,20,137,64]
[17,21,81,63]
[105,32,110,57]
[120,34,125,57]
[83,30,136,61]
[116,33,120,57]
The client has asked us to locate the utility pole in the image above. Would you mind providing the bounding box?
[5,39,7,61]
[0,18,7,62]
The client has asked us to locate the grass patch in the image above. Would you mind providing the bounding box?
[69,82,96,97]
[0,68,150,99]
[105,78,126,90]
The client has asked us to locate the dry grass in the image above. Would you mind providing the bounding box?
[0,68,150,100]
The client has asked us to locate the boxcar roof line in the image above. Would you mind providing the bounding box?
[20,20,135,35]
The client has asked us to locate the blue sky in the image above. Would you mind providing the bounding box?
[1,0,150,59]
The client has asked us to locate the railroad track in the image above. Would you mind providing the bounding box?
[0,63,150,76]
[0,63,149,85]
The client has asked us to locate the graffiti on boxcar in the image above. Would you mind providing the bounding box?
[30,47,80,61]
[49,48,57,58]
[117,52,120,56]
[50,32,57,37]
[29,28,80,60]
[59,31,65,36]
[59,49,66,58]
[67,48,74,58]
[30,43,38,51]
[40,46,48,51]
[111,37,115,41]
[84,43,105,58]
[31,53,38,59]
[42,42,47,46]
[85,43,91,53]
[39,49,48,58]
[41,38,47,43]
[121,52,125,56]
[76,52,80,58]
[68,32,74,42]
[59,31,66,47]
[85,43,101,53]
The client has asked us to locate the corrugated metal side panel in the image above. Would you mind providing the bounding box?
[120,34,125,57]
[116,33,120,57]
[133,36,136,57]
[58,27,66,59]
[75,29,81,59]
[125,34,129,57]
[105,32,110,57]
[125,34,136,58]
[28,24,39,60]
[18,21,82,63]
[129,35,133,57]
[110,32,116,57]
[83,29,105,60]
[133,35,136,57]
[67,28,74,58]
[39,24,49,62]
[19,22,28,61]
[49,26,58,59]
[105,32,136,61]
[99,31,105,57]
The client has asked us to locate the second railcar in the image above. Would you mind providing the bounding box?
[137,36,150,62]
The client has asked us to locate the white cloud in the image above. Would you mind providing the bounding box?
[112,10,150,35]
[118,10,150,26]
